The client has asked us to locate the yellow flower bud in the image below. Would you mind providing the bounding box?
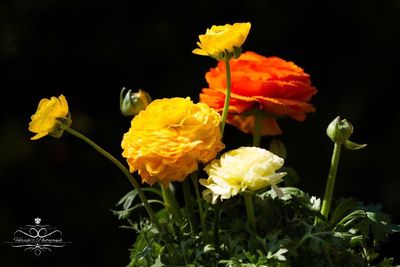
[28,95,71,140]
[120,88,152,116]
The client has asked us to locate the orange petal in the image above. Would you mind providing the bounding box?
[256,97,316,121]
[231,77,317,101]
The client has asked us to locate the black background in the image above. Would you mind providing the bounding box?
[1,0,399,266]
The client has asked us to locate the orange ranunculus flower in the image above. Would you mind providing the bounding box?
[200,51,317,135]
[121,97,224,187]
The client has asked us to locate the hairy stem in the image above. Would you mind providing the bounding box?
[321,142,342,219]
[220,56,232,136]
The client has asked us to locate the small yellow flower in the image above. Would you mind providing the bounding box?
[199,146,286,204]
[121,97,224,187]
[29,95,71,140]
[192,22,251,59]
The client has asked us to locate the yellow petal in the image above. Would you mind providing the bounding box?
[192,48,208,56]
[59,94,69,115]
[30,131,48,140]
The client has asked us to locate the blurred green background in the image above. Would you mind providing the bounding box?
[1,0,399,266]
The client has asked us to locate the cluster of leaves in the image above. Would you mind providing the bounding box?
[113,186,400,267]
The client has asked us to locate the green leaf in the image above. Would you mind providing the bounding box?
[349,234,364,246]
[150,256,164,267]
[112,199,165,220]
[335,210,367,227]
[268,248,288,261]
[116,189,138,208]
[344,140,367,150]
[203,244,215,253]
[364,210,400,242]
[376,258,400,267]
[330,198,357,227]
[309,196,321,212]
[128,226,162,267]
[259,187,305,200]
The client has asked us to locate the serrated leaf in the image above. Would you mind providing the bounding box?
[203,244,215,253]
[270,248,288,261]
[259,187,305,200]
[350,234,364,246]
[376,258,400,267]
[150,255,164,267]
[112,199,165,220]
[124,191,139,210]
[116,189,138,207]
[309,196,321,211]
[365,211,400,242]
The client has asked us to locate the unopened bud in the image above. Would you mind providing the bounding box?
[120,88,152,116]
[326,116,367,150]
[326,116,353,144]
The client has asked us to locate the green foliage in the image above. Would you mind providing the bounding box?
[114,187,400,267]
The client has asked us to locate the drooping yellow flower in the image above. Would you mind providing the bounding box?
[121,97,224,187]
[199,146,286,204]
[192,22,251,59]
[29,95,71,140]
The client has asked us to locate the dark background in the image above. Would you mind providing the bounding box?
[1,0,399,266]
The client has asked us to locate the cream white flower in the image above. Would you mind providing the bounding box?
[199,146,286,203]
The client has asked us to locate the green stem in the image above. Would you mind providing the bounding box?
[253,112,263,147]
[220,56,232,136]
[191,174,208,241]
[243,192,256,232]
[183,178,197,233]
[161,184,184,225]
[321,142,342,219]
[65,127,162,232]
[213,201,221,248]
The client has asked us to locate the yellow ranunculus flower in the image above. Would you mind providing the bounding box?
[121,97,224,187]
[192,22,251,59]
[29,95,71,140]
[199,146,286,204]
